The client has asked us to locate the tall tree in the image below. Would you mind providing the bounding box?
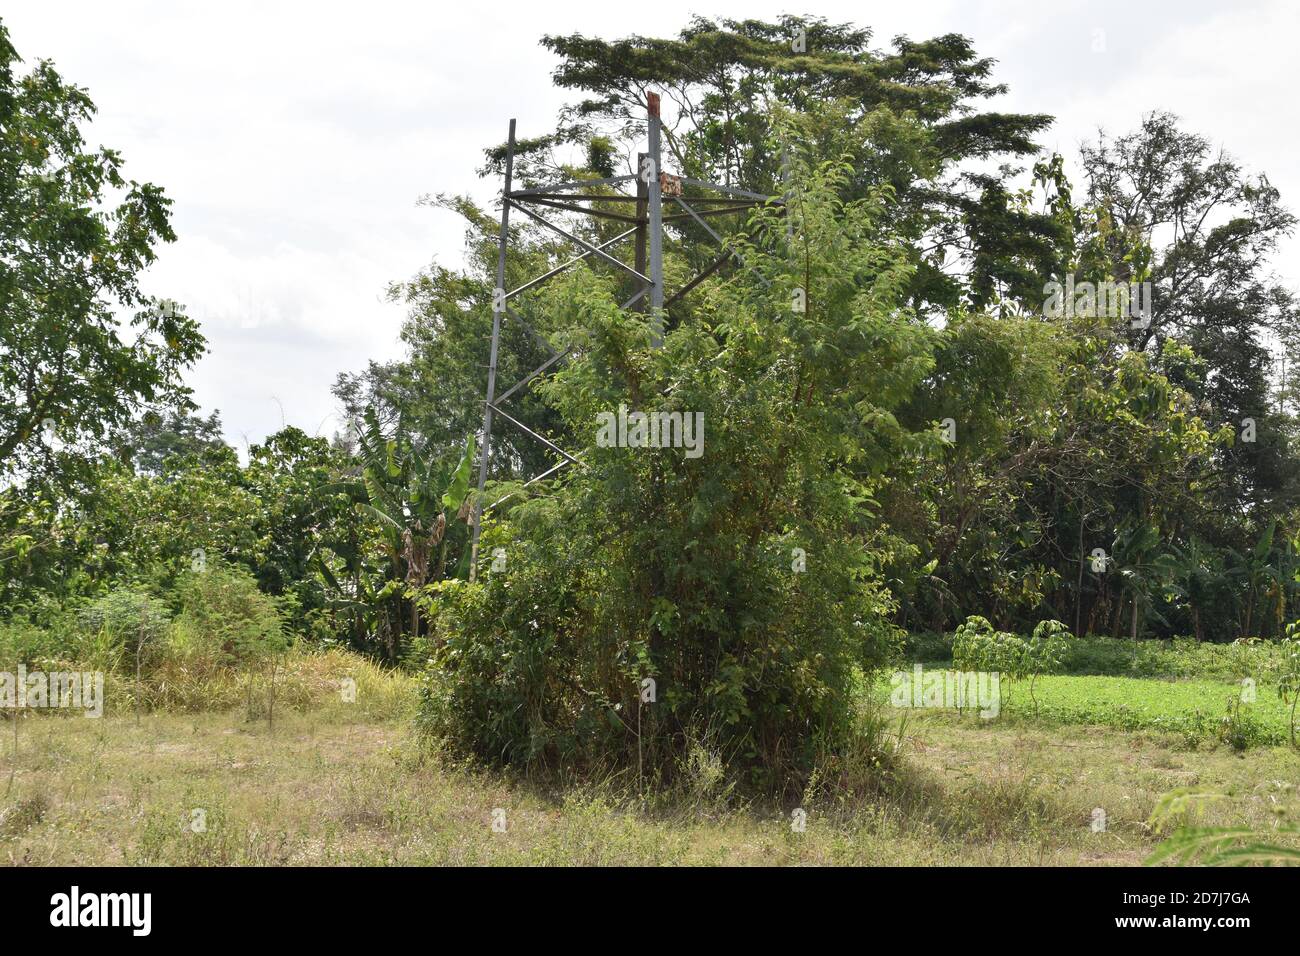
[527,15,1067,313]
[1078,111,1300,518]
[0,20,205,486]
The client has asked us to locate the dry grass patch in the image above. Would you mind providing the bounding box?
[2,668,1296,866]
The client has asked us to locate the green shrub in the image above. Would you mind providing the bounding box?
[914,626,1286,691]
[171,563,289,723]
[417,151,918,794]
[173,563,285,666]
[1057,634,1285,681]
[418,149,925,790]
[0,620,66,669]
[952,615,1027,677]
[418,527,589,773]
[1024,619,1072,710]
[950,616,1073,713]
[78,587,171,669]
[420,501,901,793]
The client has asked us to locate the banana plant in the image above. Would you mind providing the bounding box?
[325,407,476,657]
[1225,521,1279,638]
[1164,537,1226,641]
[1111,521,1176,640]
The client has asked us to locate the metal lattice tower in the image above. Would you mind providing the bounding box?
[467,92,778,580]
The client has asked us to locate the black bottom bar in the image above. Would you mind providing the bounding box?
[0,865,1282,942]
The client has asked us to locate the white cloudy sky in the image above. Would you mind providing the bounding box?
[5,0,1297,450]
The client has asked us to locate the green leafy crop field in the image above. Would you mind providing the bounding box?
[884,673,1294,748]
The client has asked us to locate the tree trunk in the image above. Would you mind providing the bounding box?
[267,656,278,731]
[1075,507,1086,635]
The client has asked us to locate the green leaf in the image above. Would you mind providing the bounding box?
[442,433,476,511]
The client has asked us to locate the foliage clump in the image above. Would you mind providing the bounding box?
[174,564,286,666]
[951,615,1073,712]
[420,140,920,792]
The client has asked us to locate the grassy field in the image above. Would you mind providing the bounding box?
[3,656,1297,866]
[882,672,1297,747]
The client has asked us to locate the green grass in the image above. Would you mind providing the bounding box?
[1008,675,1294,746]
[891,632,1298,748]
[883,673,1295,747]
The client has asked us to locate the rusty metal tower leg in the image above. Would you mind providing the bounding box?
[647,93,664,345]
[468,118,515,583]
[634,151,648,313]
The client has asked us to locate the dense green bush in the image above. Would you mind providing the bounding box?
[173,563,287,665]
[422,501,900,790]
[0,620,68,669]
[419,148,917,792]
[1057,635,1286,681]
[78,587,171,667]
[3,593,171,672]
